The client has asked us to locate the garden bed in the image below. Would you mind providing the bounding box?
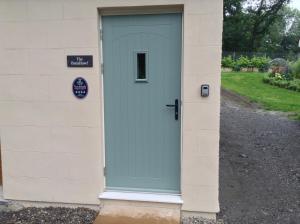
[261,58,300,92]
[222,55,270,72]
[263,74,300,92]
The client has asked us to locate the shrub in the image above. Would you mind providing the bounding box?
[263,74,271,83]
[288,79,300,92]
[251,56,270,72]
[277,80,290,88]
[236,56,251,68]
[222,56,235,68]
[288,81,298,91]
[233,64,241,72]
[291,59,300,79]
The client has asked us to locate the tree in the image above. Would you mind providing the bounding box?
[245,0,291,50]
[258,6,300,59]
[281,8,300,59]
[223,0,249,52]
[223,0,292,54]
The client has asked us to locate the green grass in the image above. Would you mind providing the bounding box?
[222,72,300,120]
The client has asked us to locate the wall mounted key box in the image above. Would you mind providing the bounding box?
[201,84,210,97]
[0,1,222,223]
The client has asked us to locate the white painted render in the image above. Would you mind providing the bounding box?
[0,0,223,215]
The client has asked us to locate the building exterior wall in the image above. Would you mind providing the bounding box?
[0,0,223,214]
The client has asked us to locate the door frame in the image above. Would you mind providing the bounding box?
[98,6,184,195]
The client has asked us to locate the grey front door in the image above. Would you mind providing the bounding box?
[103,13,182,193]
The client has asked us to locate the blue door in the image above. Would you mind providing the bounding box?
[103,13,182,193]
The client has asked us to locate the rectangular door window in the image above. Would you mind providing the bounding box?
[136,52,147,81]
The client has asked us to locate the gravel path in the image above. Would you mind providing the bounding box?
[218,89,300,224]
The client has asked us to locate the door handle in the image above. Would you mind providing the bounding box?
[166,99,179,120]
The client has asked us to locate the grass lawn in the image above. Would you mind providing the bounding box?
[222,72,300,120]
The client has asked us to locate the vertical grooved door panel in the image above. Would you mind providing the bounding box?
[103,14,182,193]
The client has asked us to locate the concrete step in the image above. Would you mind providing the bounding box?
[94,199,181,224]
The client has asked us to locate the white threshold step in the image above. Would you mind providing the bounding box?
[99,191,183,204]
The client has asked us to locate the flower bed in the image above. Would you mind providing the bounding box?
[263,58,300,92]
[263,74,300,92]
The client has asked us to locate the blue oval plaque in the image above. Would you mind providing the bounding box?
[73,77,88,99]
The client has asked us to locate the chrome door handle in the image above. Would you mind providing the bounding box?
[166,99,179,120]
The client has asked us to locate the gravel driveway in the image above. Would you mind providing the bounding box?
[0,89,298,224]
[218,89,300,224]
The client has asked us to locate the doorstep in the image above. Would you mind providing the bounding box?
[94,191,182,224]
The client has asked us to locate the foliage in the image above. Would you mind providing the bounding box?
[251,56,271,71]
[236,56,252,68]
[222,55,270,72]
[222,56,235,68]
[244,0,291,50]
[291,59,300,79]
[223,0,248,51]
[222,72,300,119]
[258,7,300,60]
[263,73,300,92]
[223,0,300,59]
[288,79,300,91]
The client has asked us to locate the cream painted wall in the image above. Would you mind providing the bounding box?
[0,0,223,213]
